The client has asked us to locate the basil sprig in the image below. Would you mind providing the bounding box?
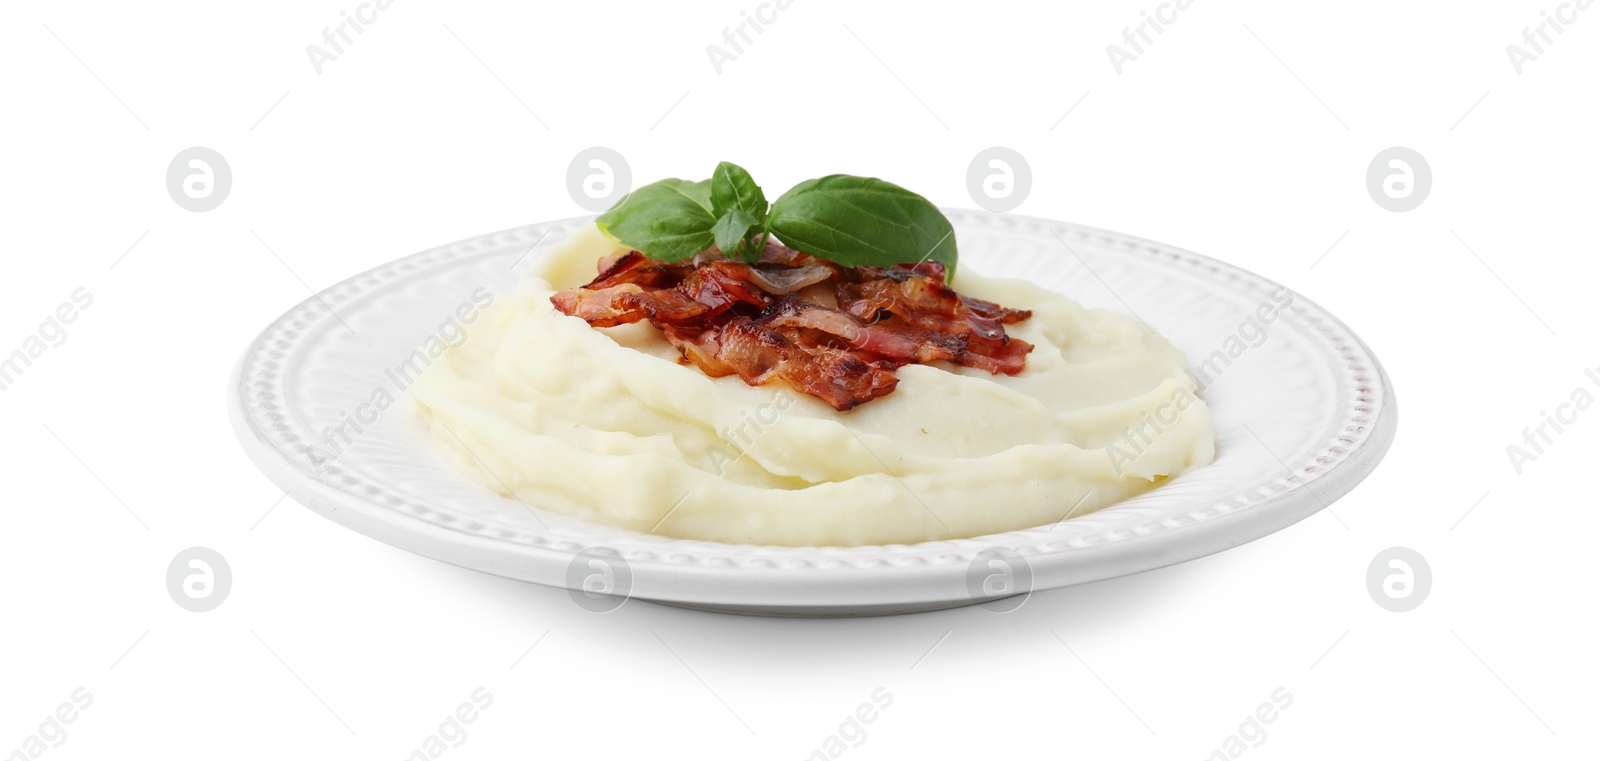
[595,162,957,274]
[594,178,716,262]
[709,161,768,258]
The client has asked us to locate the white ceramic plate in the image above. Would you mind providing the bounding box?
[229,211,1395,616]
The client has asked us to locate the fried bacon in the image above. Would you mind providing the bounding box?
[549,244,1034,410]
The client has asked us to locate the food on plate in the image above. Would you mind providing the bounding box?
[410,164,1216,546]
[549,244,1034,410]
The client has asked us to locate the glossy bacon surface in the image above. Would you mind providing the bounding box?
[549,242,1034,410]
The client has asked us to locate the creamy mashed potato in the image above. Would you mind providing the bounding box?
[410,225,1216,547]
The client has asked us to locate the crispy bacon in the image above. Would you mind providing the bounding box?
[957,335,1034,375]
[550,245,1034,410]
[763,297,967,365]
[589,251,689,290]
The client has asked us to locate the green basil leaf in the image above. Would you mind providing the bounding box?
[767,175,958,276]
[711,209,759,259]
[595,178,716,262]
[710,161,768,227]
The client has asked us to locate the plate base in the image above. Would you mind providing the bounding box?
[646,598,990,618]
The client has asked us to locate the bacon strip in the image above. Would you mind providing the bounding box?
[550,246,1034,410]
[763,297,967,365]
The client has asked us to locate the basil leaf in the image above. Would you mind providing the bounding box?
[595,178,716,262]
[767,175,958,276]
[710,161,768,228]
[711,209,759,259]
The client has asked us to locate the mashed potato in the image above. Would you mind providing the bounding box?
[410,225,1216,547]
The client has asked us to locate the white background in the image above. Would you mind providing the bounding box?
[2,0,1595,758]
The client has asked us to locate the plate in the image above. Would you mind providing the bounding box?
[228,211,1396,616]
